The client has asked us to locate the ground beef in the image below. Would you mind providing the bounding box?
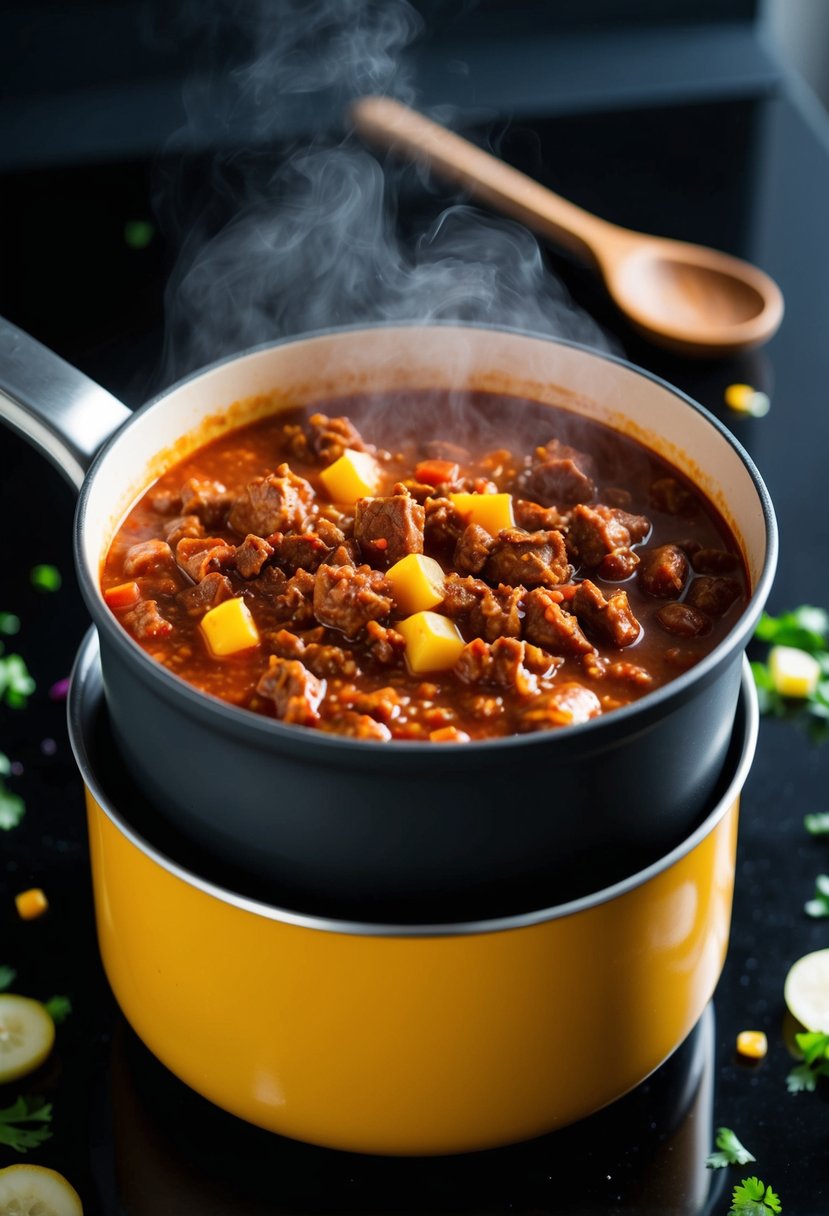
[283,413,366,464]
[572,579,641,648]
[522,438,596,506]
[122,599,172,640]
[454,524,495,576]
[228,464,315,536]
[650,477,697,517]
[364,620,407,664]
[234,534,274,579]
[266,627,359,678]
[312,563,393,636]
[638,544,689,598]
[179,477,232,527]
[655,601,712,638]
[255,656,325,725]
[424,497,465,552]
[442,575,523,641]
[454,637,538,696]
[484,528,571,589]
[517,683,602,730]
[522,588,593,656]
[320,712,391,741]
[565,504,632,569]
[270,531,333,574]
[685,576,742,617]
[354,493,425,565]
[164,515,205,547]
[123,539,176,578]
[513,499,569,532]
[347,686,403,724]
[176,572,234,617]
[268,568,317,628]
[175,537,236,582]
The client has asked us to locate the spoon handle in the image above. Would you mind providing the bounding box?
[351,96,625,265]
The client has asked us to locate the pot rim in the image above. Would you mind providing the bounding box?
[68,627,758,938]
[75,321,777,762]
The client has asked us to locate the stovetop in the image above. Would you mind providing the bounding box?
[1,77,829,1213]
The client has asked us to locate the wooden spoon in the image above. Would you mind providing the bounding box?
[351,96,784,357]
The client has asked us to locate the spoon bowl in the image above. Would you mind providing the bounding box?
[352,96,783,357]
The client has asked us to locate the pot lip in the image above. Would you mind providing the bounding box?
[75,321,777,762]
[68,627,758,938]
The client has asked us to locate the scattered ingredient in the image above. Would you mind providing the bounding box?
[705,1126,757,1168]
[0,653,36,710]
[724,384,771,417]
[786,1031,829,1093]
[0,761,25,830]
[385,553,446,615]
[804,875,829,919]
[0,1163,82,1214]
[124,218,155,249]
[0,614,20,636]
[729,1177,781,1214]
[14,889,49,921]
[397,611,466,674]
[200,597,260,657]
[448,490,515,535]
[736,1030,768,1061]
[0,1098,53,1155]
[805,811,829,835]
[319,448,380,502]
[768,645,821,699]
[48,678,71,703]
[784,948,829,1029]
[43,996,72,1026]
[0,995,55,1084]
[0,967,17,992]
[29,564,62,593]
[103,580,141,610]
[751,605,829,726]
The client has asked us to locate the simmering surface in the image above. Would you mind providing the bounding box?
[101,390,748,740]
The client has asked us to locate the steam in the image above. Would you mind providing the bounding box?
[157,0,613,383]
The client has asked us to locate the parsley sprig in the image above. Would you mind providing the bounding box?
[786,1031,829,1093]
[804,812,829,836]
[0,751,25,831]
[0,1096,52,1153]
[752,606,829,732]
[730,1177,782,1215]
[706,1126,756,1169]
[804,875,829,918]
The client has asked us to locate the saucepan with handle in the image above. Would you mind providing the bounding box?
[0,317,776,918]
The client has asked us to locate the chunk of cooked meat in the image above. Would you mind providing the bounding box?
[364,619,407,664]
[485,528,571,589]
[517,683,602,730]
[572,579,641,648]
[122,599,172,640]
[312,563,393,636]
[453,524,495,576]
[255,656,325,725]
[650,477,697,517]
[270,531,333,574]
[423,496,465,553]
[179,477,232,527]
[175,537,236,582]
[228,464,315,536]
[685,576,742,617]
[282,413,366,464]
[637,544,689,598]
[454,637,538,696]
[265,628,359,678]
[655,601,712,638]
[521,588,594,656]
[354,493,425,565]
[522,438,596,505]
[164,515,205,547]
[565,504,631,569]
[441,574,524,641]
[234,534,275,579]
[176,572,234,617]
[513,499,569,532]
[123,539,176,578]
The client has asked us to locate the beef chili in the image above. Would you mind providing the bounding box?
[101,391,748,742]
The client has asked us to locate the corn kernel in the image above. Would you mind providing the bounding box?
[736,1030,768,1060]
[15,888,49,920]
[724,383,770,417]
[200,597,260,657]
[397,611,466,674]
[319,449,381,503]
[386,554,446,615]
[449,492,514,535]
[769,645,820,699]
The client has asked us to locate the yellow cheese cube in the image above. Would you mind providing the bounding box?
[319,448,381,503]
[15,888,49,920]
[736,1030,768,1060]
[200,597,260,657]
[769,645,820,699]
[449,492,514,535]
[397,611,465,674]
[386,553,446,615]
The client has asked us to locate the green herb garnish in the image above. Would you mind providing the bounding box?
[751,606,829,735]
[729,1177,782,1214]
[43,995,72,1025]
[0,1096,52,1153]
[755,606,829,652]
[786,1031,829,1093]
[804,874,829,918]
[0,965,17,991]
[705,1126,756,1168]
[29,564,61,593]
[805,812,829,835]
[0,613,20,636]
[124,219,155,249]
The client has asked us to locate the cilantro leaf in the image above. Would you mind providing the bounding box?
[43,995,72,1024]
[730,1176,782,1214]
[786,1063,818,1093]
[805,812,829,835]
[0,965,16,991]
[0,653,36,709]
[0,613,20,636]
[29,564,61,593]
[0,782,25,830]
[795,1030,829,1065]
[0,1096,53,1153]
[705,1126,756,1168]
[786,1032,829,1092]
[755,606,829,652]
[805,874,829,918]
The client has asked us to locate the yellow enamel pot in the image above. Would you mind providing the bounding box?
[69,631,757,1157]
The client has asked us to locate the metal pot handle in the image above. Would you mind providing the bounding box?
[0,316,132,491]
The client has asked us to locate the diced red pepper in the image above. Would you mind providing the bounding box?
[414,459,460,486]
[104,581,141,610]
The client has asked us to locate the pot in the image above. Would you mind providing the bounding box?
[68,629,758,1156]
[1,319,776,917]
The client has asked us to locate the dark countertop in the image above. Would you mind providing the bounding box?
[1,80,829,1214]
